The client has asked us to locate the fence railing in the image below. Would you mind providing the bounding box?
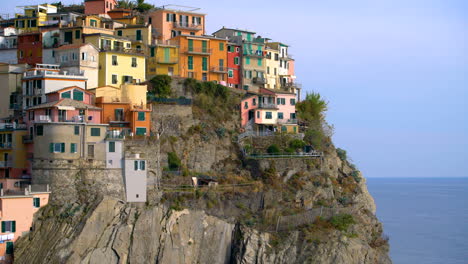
[148,96,192,105]
[186,47,212,54]
[0,142,12,149]
[173,22,203,30]
[245,151,323,159]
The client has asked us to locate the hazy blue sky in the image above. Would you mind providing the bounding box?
[2,0,467,177]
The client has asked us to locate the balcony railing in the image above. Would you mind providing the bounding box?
[258,102,277,109]
[252,77,266,85]
[0,142,12,149]
[152,39,179,46]
[0,161,12,168]
[0,123,26,130]
[156,57,178,64]
[186,47,211,55]
[36,115,51,122]
[282,82,302,89]
[278,118,298,124]
[100,45,145,55]
[210,66,228,73]
[9,103,22,110]
[22,135,33,144]
[243,50,264,58]
[173,22,203,31]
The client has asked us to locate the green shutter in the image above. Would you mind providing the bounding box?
[202,57,207,71]
[188,39,193,51]
[12,221,16,232]
[74,126,79,135]
[109,142,115,152]
[246,57,250,65]
[117,30,122,36]
[37,198,41,207]
[61,143,65,153]
[219,42,224,51]
[138,112,145,121]
[257,58,262,66]
[49,143,54,153]
[91,128,100,136]
[1,221,5,232]
[61,91,71,98]
[202,40,207,52]
[141,161,145,170]
[71,143,76,153]
[136,30,142,41]
[6,242,13,254]
[73,90,84,101]
[164,48,170,62]
[134,160,138,170]
[136,127,146,136]
[188,56,193,70]
[282,126,287,132]
[150,47,155,57]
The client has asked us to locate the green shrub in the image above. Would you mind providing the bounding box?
[215,127,226,138]
[330,214,355,231]
[304,129,324,150]
[350,170,361,183]
[167,152,181,170]
[284,147,295,153]
[296,92,328,122]
[149,75,172,98]
[289,139,306,150]
[267,144,281,154]
[336,148,347,161]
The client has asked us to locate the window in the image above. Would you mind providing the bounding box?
[73,90,84,101]
[227,46,232,52]
[90,19,97,27]
[282,126,287,132]
[112,74,118,84]
[1,221,16,232]
[136,30,142,41]
[266,112,272,119]
[202,73,207,81]
[134,160,146,171]
[50,143,65,153]
[274,68,277,75]
[290,99,296,105]
[246,57,250,65]
[61,54,68,62]
[36,125,43,136]
[290,113,296,119]
[75,30,81,39]
[109,141,115,152]
[81,52,87,61]
[256,111,260,118]
[202,57,208,71]
[267,67,270,74]
[91,128,100,137]
[29,111,35,121]
[234,57,240,65]
[137,112,145,121]
[131,57,137,67]
[117,30,122,36]
[244,102,248,109]
[253,98,256,105]
[6,241,13,255]
[257,58,262,66]
[70,143,77,153]
[150,47,155,57]
[278,112,284,119]
[219,42,224,51]
[74,126,79,135]
[136,127,146,136]
[188,39,193,51]
[228,70,233,78]
[188,56,193,70]
[123,76,133,84]
[112,55,118,65]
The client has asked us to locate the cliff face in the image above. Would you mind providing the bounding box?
[14,97,391,264]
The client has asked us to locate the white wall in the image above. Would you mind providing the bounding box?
[106,140,123,169]
[0,50,18,64]
[124,158,147,202]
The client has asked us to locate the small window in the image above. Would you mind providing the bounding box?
[33,197,41,208]
[281,98,286,105]
[112,74,118,84]
[266,112,272,119]
[90,128,100,137]
[188,56,193,70]
[290,99,296,105]
[70,143,77,153]
[117,30,122,36]
[290,113,296,119]
[246,57,250,65]
[136,127,146,136]
[6,241,13,255]
[137,112,145,121]
[244,102,248,109]
[253,98,256,105]
[75,30,81,39]
[256,111,260,118]
[228,70,233,78]
[1,221,16,233]
[109,141,115,152]
[61,91,71,98]
[277,98,281,105]
[36,125,43,136]
[219,42,224,51]
[50,143,65,153]
[278,112,284,119]
[112,55,118,66]
[134,160,146,170]
[234,57,240,65]
[257,58,262,66]
[74,126,79,135]
[131,57,137,67]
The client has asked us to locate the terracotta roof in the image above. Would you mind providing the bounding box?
[27,98,101,110]
[46,86,95,95]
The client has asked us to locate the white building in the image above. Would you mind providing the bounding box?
[123,153,147,202]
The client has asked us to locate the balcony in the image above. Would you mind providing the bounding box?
[252,77,266,85]
[22,134,33,144]
[100,45,145,55]
[281,82,302,89]
[152,39,179,47]
[9,103,22,110]
[172,22,203,31]
[243,50,264,58]
[0,142,12,149]
[186,47,211,55]
[35,115,51,122]
[156,57,179,64]
[278,118,298,124]
[258,102,278,109]
[210,66,228,73]
[0,161,12,168]
[0,123,26,131]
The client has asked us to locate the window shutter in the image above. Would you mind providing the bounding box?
[141,161,145,170]
[202,57,207,71]
[12,221,16,232]
[70,143,75,153]
[61,143,65,153]
[37,198,40,207]
[1,221,5,232]
[109,142,115,152]
[49,143,54,153]
[134,160,138,170]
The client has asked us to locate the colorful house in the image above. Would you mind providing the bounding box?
[264,44,280,89]
[227,42,241,89]
[0,28,18,64]
[0,123,28,181]
[0,185,50,264]
[147,39,180,78]
[84,33,146,87]
[17,32,42,65]
[115,24,152,53]
[22,64,87,109]
[59,15,115,46]
[146,5,205,41]
[53,43,100,89]
[14,4,57,34]
[173,34,228,83]
[90,84,151,136]
[0,63,27,119]
[84,0,117,15]
[107,9,140,25]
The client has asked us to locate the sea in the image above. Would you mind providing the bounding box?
[367,178,468,264]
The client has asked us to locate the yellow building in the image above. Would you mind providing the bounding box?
[264,45,280,89]
[60,15,115,45]
[86,33,146,87]
[147,40,180,79]
[115,24,152,53]
[15,4,57,33]
[0,123,28,179]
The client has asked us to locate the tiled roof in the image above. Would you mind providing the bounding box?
[27,98,101,110]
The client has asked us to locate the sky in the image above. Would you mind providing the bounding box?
[1,0,467,178]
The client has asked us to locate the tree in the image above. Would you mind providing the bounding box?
[149,75,172,98]
[296,92,328,123]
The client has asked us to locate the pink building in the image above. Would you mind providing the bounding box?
[0,185,50,263]
[84,0,117,15]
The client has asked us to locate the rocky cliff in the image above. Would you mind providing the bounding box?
[14,84,391,264]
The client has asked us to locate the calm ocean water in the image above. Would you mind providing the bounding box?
[367,178,468,264]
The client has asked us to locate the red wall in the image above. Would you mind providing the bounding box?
[18,34,42,66]
[85,0,117,15]
[227,44,241,88]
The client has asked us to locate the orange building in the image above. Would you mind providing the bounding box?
[173,35,227,84]
[146,5,205,41]
[0,185,49,263]
[84,0,117,15]
[90,85,151,136]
